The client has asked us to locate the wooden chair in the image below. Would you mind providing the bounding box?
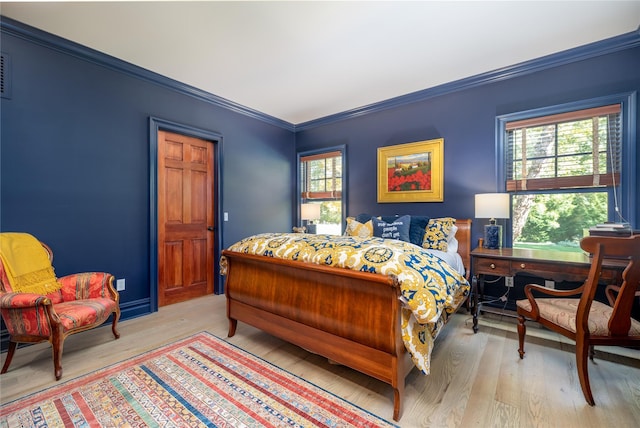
[0,237,120,380]
[516,235,640,405]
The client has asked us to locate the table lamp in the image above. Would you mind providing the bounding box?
[475,193,510,249]
[301,203,321,233]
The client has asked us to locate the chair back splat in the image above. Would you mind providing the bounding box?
[581,237,640,336]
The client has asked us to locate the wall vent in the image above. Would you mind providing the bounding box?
[1,52,11,99]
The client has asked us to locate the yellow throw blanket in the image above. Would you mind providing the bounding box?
[0,232,62,294]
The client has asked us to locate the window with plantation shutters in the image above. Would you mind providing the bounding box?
[505,104,621,192]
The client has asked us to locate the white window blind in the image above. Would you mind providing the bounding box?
[505,104,621,192]
[300,151,342,200]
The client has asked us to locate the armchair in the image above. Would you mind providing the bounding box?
[0,233,120,380]
[516,234,640,405]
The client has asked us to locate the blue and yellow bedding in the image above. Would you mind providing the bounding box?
[224,232,470,374]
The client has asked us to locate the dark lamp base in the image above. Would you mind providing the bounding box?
[483,224,503,249]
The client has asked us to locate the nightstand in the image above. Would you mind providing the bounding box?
[470,247,626,333]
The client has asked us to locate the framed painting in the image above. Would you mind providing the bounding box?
[377,138,444,203]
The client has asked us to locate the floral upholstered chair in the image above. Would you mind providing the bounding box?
[0,233,120,380]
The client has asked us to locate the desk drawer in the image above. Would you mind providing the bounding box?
[511,260,552,274]
[475,258,511,276]
[513,261,585,282]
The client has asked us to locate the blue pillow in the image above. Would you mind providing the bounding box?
[408,216,430,247]
[371,215,411,242]
[377,215,430,247]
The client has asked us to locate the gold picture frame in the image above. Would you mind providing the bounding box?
[377,138,444,203]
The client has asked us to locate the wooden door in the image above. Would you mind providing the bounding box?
[157,130,215,306]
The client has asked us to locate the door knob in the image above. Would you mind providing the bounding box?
[207,226,214,231]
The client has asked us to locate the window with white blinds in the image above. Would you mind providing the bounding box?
[497,94,634,252]
[298,147,346,235]
[300,150,343,200]
[505,104,621,192]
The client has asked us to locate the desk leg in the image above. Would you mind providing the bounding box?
[472,275,479,333]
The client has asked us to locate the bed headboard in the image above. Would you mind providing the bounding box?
[454,219,472,280]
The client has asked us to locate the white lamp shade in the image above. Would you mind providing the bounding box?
[475,193,510,219]
[301,203,321,221]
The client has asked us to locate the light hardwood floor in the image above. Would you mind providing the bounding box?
[1,294,639,427]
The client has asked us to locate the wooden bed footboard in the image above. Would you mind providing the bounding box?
[222,219,471,422]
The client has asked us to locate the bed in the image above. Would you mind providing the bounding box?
[220,216,471,421]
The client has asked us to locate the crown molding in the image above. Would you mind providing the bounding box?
[295,27,640,131]
[0,16,296,132]
[3,16,638,134]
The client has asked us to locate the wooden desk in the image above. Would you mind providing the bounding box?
[470,247,626,332]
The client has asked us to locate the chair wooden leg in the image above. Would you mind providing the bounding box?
[1,341,17,374]
[51,327,64,380]
[576,340,595,406]
[112,310,121,339]
[517,315,526,359]
[589,345,595,361]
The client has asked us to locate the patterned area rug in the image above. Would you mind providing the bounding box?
[0,332,397,427]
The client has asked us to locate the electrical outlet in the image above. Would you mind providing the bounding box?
[116,278,125,291]
[505,276,514,287]
[545,280,555,289]
[224,212,229,222]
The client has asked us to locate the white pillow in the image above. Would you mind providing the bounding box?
[447,225,459,254]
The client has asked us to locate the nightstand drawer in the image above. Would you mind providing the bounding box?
[474,258,511,275]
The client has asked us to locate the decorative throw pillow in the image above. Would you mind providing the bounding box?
[345,217,374,238]
[408,215,430,247]
[372,215,411,242]
[422,217,456,251]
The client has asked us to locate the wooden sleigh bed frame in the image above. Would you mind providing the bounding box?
[222,219,472,422]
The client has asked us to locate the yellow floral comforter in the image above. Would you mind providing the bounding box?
[222,233,470,374]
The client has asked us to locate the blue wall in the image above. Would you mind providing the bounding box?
[296,38,640,245]
[1,16,639,331]
[0,18,295,323]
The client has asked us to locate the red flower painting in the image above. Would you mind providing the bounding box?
[387,161,432,192]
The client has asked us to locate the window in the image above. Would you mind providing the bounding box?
[298,146,346,235]
[505,104,621,192]
[498,94,635,253]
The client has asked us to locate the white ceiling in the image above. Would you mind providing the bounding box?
[2,1,639,125]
